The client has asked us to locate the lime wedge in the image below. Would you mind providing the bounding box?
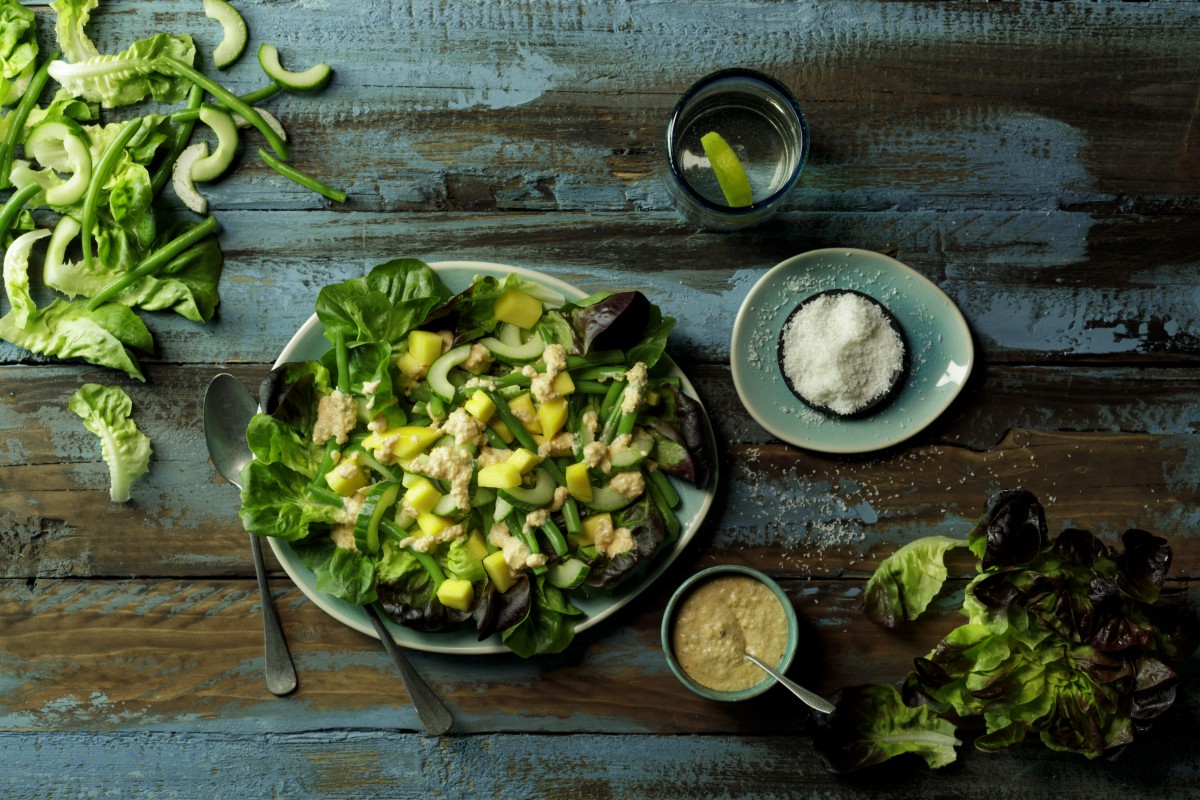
[700,131,753,207]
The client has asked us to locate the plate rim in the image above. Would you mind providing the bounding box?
[730,247,974,454]
[266,260,719,654]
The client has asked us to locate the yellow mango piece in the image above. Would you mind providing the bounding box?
[391,426,442,459]
[507,447,542,475]
[537,397,568,439]
[407,330,445,366]
[324,458,368,497]
[465,529,489,561]
[487,416,515,444]
[404,477,442,514]
[477,461,523,489]
[508,392,541,434]
[483,550,518,593]
[494,288,543,329]
[464,389,496,422]
[416,512,453,537]
[396,350,426,384]
[552,371,575,397]
[579,512,612,545]
[565,461,593,502]
[436,578,474,612]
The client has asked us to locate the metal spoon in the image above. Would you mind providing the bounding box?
[203,373,453,734]
[744,652,836,715]
[204,373,298,696]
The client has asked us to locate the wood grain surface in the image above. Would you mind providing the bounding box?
[2,0,1198,797]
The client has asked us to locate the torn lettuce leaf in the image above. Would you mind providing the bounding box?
[68,383,151,502]
[47,32,196,108]
[862,534,966,629]
[813,683,961,773]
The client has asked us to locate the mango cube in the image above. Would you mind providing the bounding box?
[483,550,518,593]
[565,461,593,502]
[363,425,442,459]
[436,578,474,612]
[508,392,541,434]
[416,512,453,537]
[324,457,368,497]
[477,461,522,489]
[464,389,496,422]
[487,416,515,444]
[494,288,543,329]
[579,512,612,545]
[407,330,445,366]
[552,371,575,397]
[507,447,542,474]
[465,529,489,561]
[396,350,426,381]
[537,397,568,439]
[404,477,442,514]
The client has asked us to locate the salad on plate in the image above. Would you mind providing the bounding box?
[238,258,714,657]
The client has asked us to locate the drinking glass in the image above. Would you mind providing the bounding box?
[665,68,809,229]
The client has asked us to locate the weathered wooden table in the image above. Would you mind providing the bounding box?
[3,1,1198,796]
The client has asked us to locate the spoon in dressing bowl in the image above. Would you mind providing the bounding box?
[744,652,836,714]
[204,372,298,696]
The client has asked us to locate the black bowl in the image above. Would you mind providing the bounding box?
[775,289,909,419]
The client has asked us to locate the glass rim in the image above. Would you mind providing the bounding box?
[665,67,810,216]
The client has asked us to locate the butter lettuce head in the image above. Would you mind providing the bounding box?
[68,383,152,502]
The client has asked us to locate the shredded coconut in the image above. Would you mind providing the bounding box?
[779,291,904,415]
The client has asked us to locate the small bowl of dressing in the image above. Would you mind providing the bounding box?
[661,565,799,701]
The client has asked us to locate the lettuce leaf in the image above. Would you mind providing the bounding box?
[862,535,966,629]
[68,383,152,502]
[238,459,343,542]
[51,0,101,64]
[48,32,196,108]
[813,683,961,772]
[315,258,450,348]
[0,0,38,107]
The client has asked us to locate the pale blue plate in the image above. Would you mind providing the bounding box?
[268,261,718,654]
[730,248,974,454]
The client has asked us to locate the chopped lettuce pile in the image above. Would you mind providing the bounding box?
[239,258,712,657]
[816,489,1198,772]
[0,0,342,381]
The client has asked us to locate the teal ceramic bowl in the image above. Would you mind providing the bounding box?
[661,565,799,702]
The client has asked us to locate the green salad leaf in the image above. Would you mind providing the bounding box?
[48,33,196,108]
[813,683,961,772]
[831,489,1200,772]
[315,258,451,348]
[862,534,966,629]
[51,0,101,64]
[68,383,152,502]
[0,0,39,107]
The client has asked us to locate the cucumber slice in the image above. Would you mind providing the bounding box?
[547,557,591,590]
[26,118,92,206]
[171,142,209,213]
[353,481,402,554]
[479,330,544,364]
[427,343,472,402]
[43,214,81,289]
[497,467,556,512]
[232,107,287,142]
[609,429,653,470]
[190,105,239,182]
[204,0,249,69]
[257,43,332,92]
[493,495,514,523]
[432,492,460,517]
[583,482,637,513]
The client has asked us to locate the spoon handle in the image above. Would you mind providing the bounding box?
[365,605,454,735]
[745,653,836,715]
[250,533,298,696]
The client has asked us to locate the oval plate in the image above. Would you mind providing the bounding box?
[267,261,718,654]
[730,248,974,453]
